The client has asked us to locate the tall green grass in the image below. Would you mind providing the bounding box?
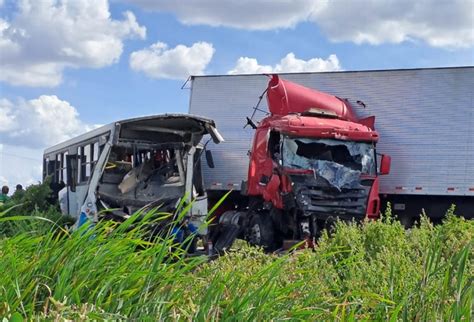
[0,205,472,320]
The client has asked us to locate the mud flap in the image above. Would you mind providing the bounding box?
[212,210,243,254]
[213,224,240,254]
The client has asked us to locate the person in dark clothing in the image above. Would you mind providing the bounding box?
[12,184,25,200]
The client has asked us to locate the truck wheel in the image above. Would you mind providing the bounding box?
[247,213,275,251]
[399,215,414,228]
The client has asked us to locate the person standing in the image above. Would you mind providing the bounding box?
[12,184,25,200]
[0,185,10,205]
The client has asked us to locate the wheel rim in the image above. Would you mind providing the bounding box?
[249,223,261,245]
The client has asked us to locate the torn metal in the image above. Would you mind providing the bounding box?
[97,115,221,214]
[290,172,370,217]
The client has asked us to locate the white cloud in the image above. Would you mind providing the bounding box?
[130,41,215,79]
[0,145,44,189]
[125,0,473,48]
[0,96,93,149]
[309,0,474,48]
[0,0,146,87]
[0,95,95,187]
[125,0,315,30]
[228,53,341,74]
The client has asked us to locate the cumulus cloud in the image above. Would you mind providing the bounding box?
[0,95,96,188]
[125,0,473,48]
[130,41,215,79]
[0,0,146,87]
[310,0,474,48]
[228,53,341,74]
[125,0,315,30]
[0,96,93,149]
[0,145,44,188]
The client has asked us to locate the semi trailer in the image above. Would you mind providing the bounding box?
[189,67,474,250]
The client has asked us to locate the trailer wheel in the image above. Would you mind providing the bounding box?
[247,213,275,251]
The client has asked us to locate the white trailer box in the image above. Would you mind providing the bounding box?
[188,67,474,217]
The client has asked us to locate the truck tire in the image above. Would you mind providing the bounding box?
[247,213,275,251]
[398,215,414,229]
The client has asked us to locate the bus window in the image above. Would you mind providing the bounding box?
[52,154,60,183]
[57,153,63,183]
[66,154,78,192]
[43,158,48,179]
[75,143,98,183]
[62,152,68,184]
[84,144,91,179]
[92,142,99,168]
[45,157,56,179]
[78,146,83,183]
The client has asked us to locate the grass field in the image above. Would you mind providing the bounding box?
[0,202,473,320]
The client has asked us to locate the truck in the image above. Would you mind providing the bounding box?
[189,67,474,251]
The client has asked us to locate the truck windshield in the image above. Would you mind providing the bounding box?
[282,137,376,189]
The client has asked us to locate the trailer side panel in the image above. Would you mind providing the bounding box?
[189,67,474,197]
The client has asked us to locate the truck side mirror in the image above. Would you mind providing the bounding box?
[379,154,391,175]
[205,149,215,169]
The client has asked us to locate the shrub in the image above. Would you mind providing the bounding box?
[0,179,75,237]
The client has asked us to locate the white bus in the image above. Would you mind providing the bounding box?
[43,114,223,234]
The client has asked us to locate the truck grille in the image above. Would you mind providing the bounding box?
[290,175,370,218]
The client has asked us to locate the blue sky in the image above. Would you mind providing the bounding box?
[0,0,473,187]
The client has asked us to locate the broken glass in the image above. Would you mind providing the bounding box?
[282,137,376,190]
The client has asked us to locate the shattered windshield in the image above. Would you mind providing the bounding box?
[282,137,376,190]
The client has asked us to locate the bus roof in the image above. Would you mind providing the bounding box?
[43,113,217,156]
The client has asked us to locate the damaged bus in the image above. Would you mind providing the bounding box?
[43,114,223,237]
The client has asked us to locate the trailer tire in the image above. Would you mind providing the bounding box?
[247,213,275,251]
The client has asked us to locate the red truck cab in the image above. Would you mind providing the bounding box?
[212,75,390,252]
[241,75,390,248]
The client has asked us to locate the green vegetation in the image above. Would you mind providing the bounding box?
[0,198,472,320]
[0,180,75,238]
